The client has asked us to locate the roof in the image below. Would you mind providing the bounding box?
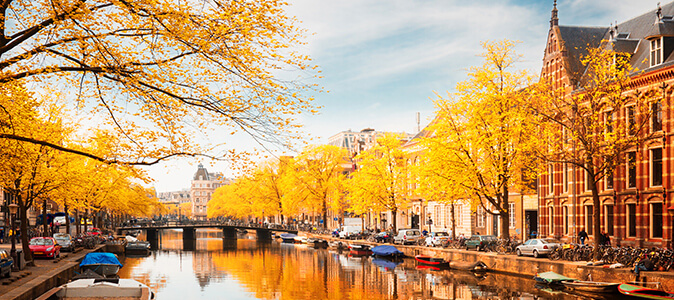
[557,26,608,85]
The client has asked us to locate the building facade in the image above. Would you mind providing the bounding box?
[190,164,229,221]
[539,2,674,248]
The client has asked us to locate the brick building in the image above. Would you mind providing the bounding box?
[539,1,674,248]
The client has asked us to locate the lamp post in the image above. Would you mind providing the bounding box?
[8,203,18,270]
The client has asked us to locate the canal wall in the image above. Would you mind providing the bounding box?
[317,236,674,290]
[3,245,104,300]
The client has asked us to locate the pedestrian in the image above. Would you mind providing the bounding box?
[602,230,611,246]
[578,228,588,245]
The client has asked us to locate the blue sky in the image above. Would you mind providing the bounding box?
[146,0,664,193]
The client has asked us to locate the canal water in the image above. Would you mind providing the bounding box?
[115,229,627,299]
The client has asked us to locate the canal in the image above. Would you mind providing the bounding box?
[115,229,627,299]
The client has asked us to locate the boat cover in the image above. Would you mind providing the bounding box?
[534,271,576,284]
[80,253,123,267]
[371,245,403,256]
[279,233,297,239]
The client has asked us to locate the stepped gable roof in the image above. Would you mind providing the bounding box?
[557,26,608,84]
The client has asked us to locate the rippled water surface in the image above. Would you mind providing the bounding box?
[115,229,627,299]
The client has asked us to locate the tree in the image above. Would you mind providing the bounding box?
[426,40,538,240]
[529,46,653,259]
[0,0,317,164]
[347,134,409,232]
[284,145,348,229]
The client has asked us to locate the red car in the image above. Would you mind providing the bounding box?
[28,237,61,259]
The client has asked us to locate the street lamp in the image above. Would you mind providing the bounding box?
[8,203,18,271]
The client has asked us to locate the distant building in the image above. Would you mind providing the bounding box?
[328,128,414,157]
[190,164,230,220]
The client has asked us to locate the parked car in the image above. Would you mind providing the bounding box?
[0,249,13,278]
[515,238,561,258]
[425,231,450,247]
[338,226,361,240]
[29,237,61,259]
[393,229,422,245]
[53,233,74,252]
[465,235,497,251]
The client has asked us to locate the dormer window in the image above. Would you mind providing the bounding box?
[651,37,663,67]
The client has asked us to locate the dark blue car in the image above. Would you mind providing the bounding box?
[0,249,13,277]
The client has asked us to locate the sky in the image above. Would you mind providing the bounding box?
[145,0,664,193]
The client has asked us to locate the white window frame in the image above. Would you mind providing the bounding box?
[626,151,637,189]
[476,207,485,228]
[605,168,614,190]
[563,163,569,193]
[651,202,664,238]
[651,147,663,187]
[627,202,637,237]
[548,206,554,236]
[626,106,636,136]
[563,205,569,235]
[548,164,554,194]
[651,37,663,67]
[652,100,663,133]
[509,203,516,229]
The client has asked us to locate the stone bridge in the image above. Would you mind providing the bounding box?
[115,223,298,241]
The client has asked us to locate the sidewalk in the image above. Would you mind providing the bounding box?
[0,241,100,299]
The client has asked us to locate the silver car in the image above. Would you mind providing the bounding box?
[393,229,422,245]
[515,238,561,258]
[425,232,450,247]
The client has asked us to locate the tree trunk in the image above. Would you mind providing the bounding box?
[65,203,70,235]
[501,185,510,240]
[322,197,327,230]
[17,197,34,265]
[450,203,456,240]
[391,209,397,233]
[42,199,48,237]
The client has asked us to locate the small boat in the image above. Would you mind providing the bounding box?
[125,236,151,255]
[293,236,308,244]
[35,278,154,300]
[348,244,371,256]
[415,255,449,269]
[79,253,123,277]
[279,233,298,243]
[561,280,620,293]
[372,245,404,258]
[534,271,576,285]
[372,257,401,271]
[307,238,328,249]
[450,260,489,272]
[328,241,348,250]
[618,283,674,299]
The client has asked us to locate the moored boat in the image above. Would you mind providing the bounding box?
[414,255,449,269]
[125,236,151,255]
[372,245,404,258]
[80,253,123,278]
[449,260,489,272]
[534,271,576,285]
[561,280,620,293]
[328,241,348,250]
[35,278,154,300]
[348,244,371,256]
[307,238,328,249]
[279,233,298,243]
[618,283,674,299]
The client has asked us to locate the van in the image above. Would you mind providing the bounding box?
[338,226,361,239]
[393,229,422,245]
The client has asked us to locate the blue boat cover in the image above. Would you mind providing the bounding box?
[371,245,403,256]
[80,253,123,267]
[279,233,297,239]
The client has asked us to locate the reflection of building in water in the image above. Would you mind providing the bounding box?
[193,251,217,289]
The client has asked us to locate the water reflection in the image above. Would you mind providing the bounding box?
[116,229,626,299]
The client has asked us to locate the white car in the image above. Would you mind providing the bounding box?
[515,238,561,258]
[393,229,422,245]
[425,232,450,247]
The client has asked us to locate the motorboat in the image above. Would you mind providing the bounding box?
[534,271,576,285]
[306,238,328,249]
[414,255,449,269]
[348,244,371,256]
[618,283,674,299]
[561,280,620,293]
[125,236,151,255]
[35,278,154,300]
[449,260,489,272]
[279,233,298,243]
[371,245,404,258]
[80,253,123,277]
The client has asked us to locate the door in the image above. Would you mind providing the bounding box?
[525,210,538,240]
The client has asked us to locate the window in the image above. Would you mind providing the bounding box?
[628,203,637,237]
[652,202,663,238]
[548,206,554,235]
[627,152,637,188]
[563,206,569,235]
[444,206,451,227]
[651,37,663,67]
[563,163,569,193]
[456,205,463,226]
[653,100,663,132]
[605,205,614,236]
[476,207,485,228]
[435,206,442,227]
[627,106,636,136]
[509,203,516,229]
[652,148,663,186]
[605,111,613,133]
[585,169,592,191]
[585,205,593,234]
[605,168,614,190]
[548,164,554,194]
